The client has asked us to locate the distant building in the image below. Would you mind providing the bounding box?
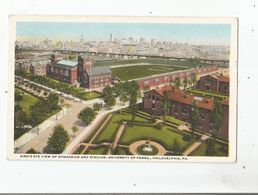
[142,85,229,140]
[30,60,48,76]
[137,65,219,91]
[109,33,113,42]
[197,73,229,95]
[46,54,112,89]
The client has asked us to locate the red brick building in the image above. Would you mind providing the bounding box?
[197,73,229,95]
[46,54,78,84]
[142,85,229,140]
[77,56,112,89]
[220,98,229,140]
[46,54,112,89]
[136,65,219,91]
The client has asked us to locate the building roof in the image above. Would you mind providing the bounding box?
[217,76,229,83]
[222,98,229,106]
[207,73,229,83]
[56,60,78,67]
[32,60,49,66]
[196,97,214,110]
[89,66,111,76]
[152,85,214,110]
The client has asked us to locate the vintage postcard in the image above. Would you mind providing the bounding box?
[8,15,237,162]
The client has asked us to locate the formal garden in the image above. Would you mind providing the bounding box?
[71,79,228,157]
[74,108,228,156]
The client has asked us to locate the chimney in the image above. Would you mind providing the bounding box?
[51,53,62,63]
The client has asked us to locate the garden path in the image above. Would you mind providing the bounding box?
[80,114,112,154]
[182,134,209,156]
[107,122,127,155]
[129,140,167,156]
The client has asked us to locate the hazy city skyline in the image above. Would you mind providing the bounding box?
[17,22,231,46]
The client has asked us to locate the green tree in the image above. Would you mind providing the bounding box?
[15,104,22,112]
[119,92,129,105]
[112,82,123,97]
[161,90,171,121]
[26,148,40,154]
[191,73,198,87]
[15,110,28,128]
[93,102,102,112]
[46,124,69,154]
[78,107,96,125]
[205,138,215,156]
[183,77,188,91]
[212,99,223,139]
[175,78,181,88]
[15,92,23,101]
[103,85,116,108]
[127,81,140,125]
[172,139,181,155]
[72,126,79,138]
[190,100,200,137]
[46,93,59,110]
[59,98,65,106]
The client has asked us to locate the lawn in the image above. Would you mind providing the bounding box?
[190,142,228,156]
[111,64,188,81]
[95,58,209,68]
[15,87,61,140]
[120,124,194,151]
[79,91,102,100]
[165,115,188,126]
[22,74,102,101]
[86,147,109,155]
[15,88,38,113]
[94,112,151,144]
[188,88,228,99]
[137,110,187,126]
[113,147,130,155]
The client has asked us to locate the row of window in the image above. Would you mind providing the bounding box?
[50,67,69,76]
[91,75,111,80]
[91,78,110,84]
[91,82,109,88]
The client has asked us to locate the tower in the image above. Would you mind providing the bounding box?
[109,33,113,42]
[77,55,93,87]
[80,35,84,43]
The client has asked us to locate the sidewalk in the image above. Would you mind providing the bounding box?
[107,122,127,154]
[182,134,209,156]
[15,107,71,152]
[63,99,141,154]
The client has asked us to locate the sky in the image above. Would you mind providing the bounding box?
[16,22,231,46]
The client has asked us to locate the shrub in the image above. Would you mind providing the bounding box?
[183,134,192,141]
[45,124,69,154]
[219,145,228,153]
[153,123,162,130]
[93,103,102,112]
[26,148,40,154]
[194,134,201,140]
[15,93,23,101]
[78,107,96,125]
